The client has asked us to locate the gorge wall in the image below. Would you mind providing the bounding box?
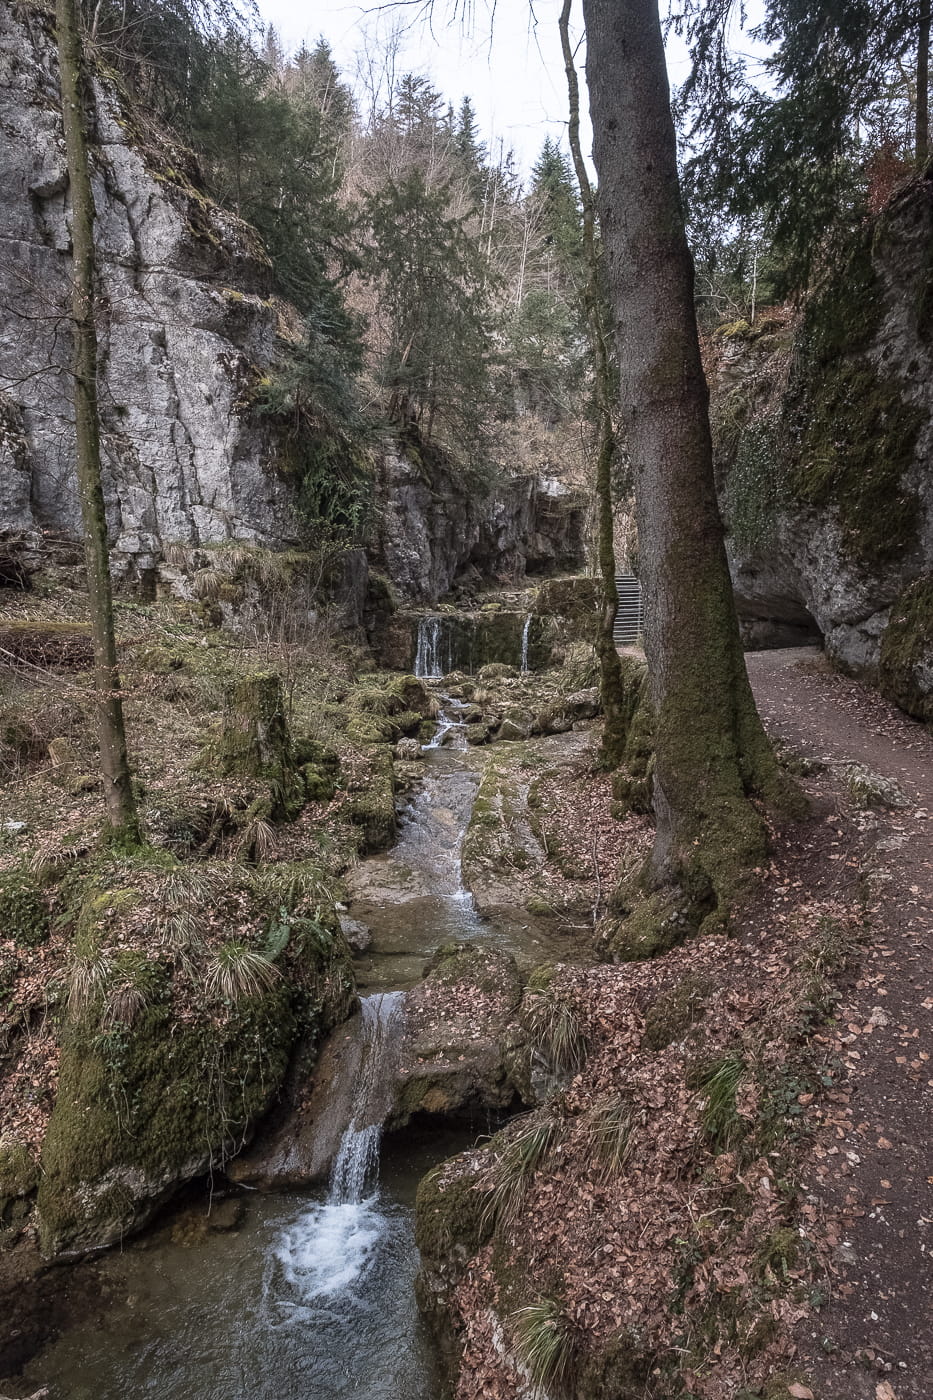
[0,4,587,607]
[716,164,933,718]
[0,2,296,582]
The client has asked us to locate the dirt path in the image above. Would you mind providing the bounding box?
[746,648,933,1400]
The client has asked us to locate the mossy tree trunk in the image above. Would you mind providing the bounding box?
[559,0,628,771]
[919,0,931,164]
[55,0,140,846]
[582,0,796,924]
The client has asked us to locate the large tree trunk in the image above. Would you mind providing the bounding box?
[582,0,794,927]
[558,0,629,771]
[918,0,931,165]
[56,0,140,845]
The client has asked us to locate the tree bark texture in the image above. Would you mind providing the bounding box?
[55,0,140,844]
[559,0,629,771]
[582,0,790,921]
[918,0,931,164]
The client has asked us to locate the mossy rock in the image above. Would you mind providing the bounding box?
[343,748,395,853]
[415,1152,494,1261]
[0,1139,38,1213]
[784,221,922,565]
[879,575,933,723]
[465,721,491,745]
[0,866,49,947]
[37,875,354,1256]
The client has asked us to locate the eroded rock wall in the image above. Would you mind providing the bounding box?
[717,166,933,702]
[0,3,294,579]
[375,448,587,604]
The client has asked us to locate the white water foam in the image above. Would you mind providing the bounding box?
[271,1198,385,1303]
[265,993,405,1314]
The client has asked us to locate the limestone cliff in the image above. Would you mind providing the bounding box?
[715,165,933,716]
[0,3,294,581]
[0,5,588,602]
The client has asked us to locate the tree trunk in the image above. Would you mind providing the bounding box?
[559,0,629,771]
[918,0,931,165]
[582,0,795,926]
[56,0,140,846]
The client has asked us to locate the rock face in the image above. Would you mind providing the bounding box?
[717,168,933,705]
[0,5,294,580]
[374,449,587,604]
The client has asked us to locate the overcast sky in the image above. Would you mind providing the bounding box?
[252,1,763,180]
[252,0,598,176]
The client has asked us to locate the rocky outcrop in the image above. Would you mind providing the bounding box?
[716,167,933,695]
[0,4,294,581]
[391,944,527,1124]
[374,448,587,605]
[36,859,355,1256]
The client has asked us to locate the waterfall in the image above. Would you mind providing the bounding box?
[520,613,532,673]
[414,616,443,679]
[268,993,404,1303]
[329,992,404,1202]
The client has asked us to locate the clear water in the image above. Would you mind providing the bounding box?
[13,1043,468,1400]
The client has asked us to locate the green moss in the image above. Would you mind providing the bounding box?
[38,885,353,1256]
[0,1140,38,1207]
[343,747,395,853]
[0,866,49,947]
[415,1157,494,1260]
[785,223,922,564]
[879,575,933,722]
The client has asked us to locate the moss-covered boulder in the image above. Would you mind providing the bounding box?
[343,744,396,853]
[0,865,49,947]
[37,858,354,1257]
[392,944,526,1124]
[533,687,601,736]
[215,670,304,818]
[0,1138,38,1225]
[879,575,933,723]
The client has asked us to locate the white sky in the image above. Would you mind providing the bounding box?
[252,0,596,176]
[252,1,762,180]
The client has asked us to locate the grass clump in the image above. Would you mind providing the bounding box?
[484,1111,562,1229]
[204,942,280,1003]
[525,985,588,1080]
[582,1094,633,1181]
[697,1054,746,1151]
[511,1297,577,1399]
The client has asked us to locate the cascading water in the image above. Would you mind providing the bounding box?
[21,989,443,1400]
[414,615,444,679]
[520,613,532,673]
[267,992,404,1303]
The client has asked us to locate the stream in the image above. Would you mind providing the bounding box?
[12,692,545,1399]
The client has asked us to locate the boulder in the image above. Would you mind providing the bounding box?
[391,945,526,1124]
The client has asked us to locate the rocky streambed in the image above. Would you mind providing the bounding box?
[3,678,619,1399]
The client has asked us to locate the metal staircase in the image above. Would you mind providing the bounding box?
[613,575,644,646]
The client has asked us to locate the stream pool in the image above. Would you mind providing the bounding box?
[12,1128,474,1400]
